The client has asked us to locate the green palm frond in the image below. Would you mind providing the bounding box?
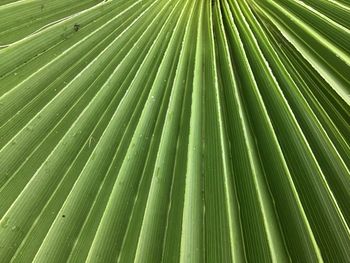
[0,0,349,262]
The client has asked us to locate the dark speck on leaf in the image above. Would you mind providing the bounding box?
[74,24,80,32]
[62,215,66,218]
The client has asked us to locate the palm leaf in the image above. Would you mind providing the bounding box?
[0,0,349,262]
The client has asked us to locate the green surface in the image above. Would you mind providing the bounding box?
[0,0,349,262]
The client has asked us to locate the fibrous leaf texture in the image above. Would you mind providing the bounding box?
[0,0,349,262]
